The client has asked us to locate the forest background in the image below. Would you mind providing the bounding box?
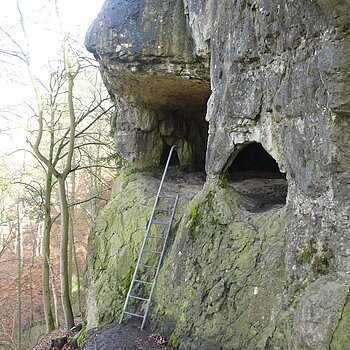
[0,1,114,348]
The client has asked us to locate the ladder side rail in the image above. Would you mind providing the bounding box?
[140,144,177,256]
[119,190,163,323]
[155,145,177,199]
[120,145,177,324]
[145,145,177,234]
[119,223,149,323]
[141,194,179,329]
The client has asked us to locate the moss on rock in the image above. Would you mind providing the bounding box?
[85,170,190,328]
[152,183,287,349]
[330,296,350,350]
[168,332,180,348]
[86,171,154,327]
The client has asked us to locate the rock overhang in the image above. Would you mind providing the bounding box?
[85,1,350,348]
[85,0,350,212]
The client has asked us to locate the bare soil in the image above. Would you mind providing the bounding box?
[33,319,83,350]
[82,320,174,350]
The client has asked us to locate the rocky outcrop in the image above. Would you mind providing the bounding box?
[86,0,210,169]
[85,1,350,349]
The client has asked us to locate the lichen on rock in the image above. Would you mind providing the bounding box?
[86,171,152,327]
[85,0,350,349]
[152,183,288,349]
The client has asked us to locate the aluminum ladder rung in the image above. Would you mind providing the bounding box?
[124,311,145,319]
[120,145,179,329]
[155,207,173,212]
[146,235,165,240]
[151,220,169,225]
[134,279,153,285]
[143,249,162,254]
[129,295,149,302]
[139,263,157,269]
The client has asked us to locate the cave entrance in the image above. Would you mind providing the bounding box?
[160,145,180,166]
[227,142,287,212]
[159,111,208,172]
[156,78,211,173]
[228,143,285,180]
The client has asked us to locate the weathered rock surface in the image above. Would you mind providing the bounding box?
[86,0,210,169]
[86,170,205,327]
[85,1,350,349]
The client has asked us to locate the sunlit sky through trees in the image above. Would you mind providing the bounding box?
[0,0,105,157]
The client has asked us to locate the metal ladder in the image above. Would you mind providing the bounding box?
[119,145,179,329]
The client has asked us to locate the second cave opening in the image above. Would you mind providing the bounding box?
[226,142,288,212]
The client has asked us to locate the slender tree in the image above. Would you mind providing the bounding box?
[1,0,114,332]
[16,201,22,350]
[28,37,113,329]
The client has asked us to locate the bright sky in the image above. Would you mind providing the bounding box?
[0,0,104,33]
[0,0,105,158]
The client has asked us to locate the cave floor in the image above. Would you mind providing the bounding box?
[140,169,287,213]
[139,170,206,202]
[230,177,287,212]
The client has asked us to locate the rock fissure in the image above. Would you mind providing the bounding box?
[329,291,350,349]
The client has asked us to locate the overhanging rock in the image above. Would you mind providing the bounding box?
[85,1,350,349]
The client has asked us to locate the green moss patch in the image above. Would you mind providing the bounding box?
[297,239,334,276]
[330,297,350,350]
[168,332,180,348]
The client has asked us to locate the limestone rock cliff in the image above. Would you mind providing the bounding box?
[85,1,350,349]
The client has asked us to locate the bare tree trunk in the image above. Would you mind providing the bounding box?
[47,257,59,327]
[36,221,43,257]
[68,223,73,298]
[68,162,76,298]
[19,203,23,267]
[16,2,56,332]
[72,232,82,316]
[43,167,55,333]
[68,165,82,316]
[58,176,74,329]
[16,201,22,350]
[0,224,4,253]
[56,35,78,330]
[25,222,37,346]
[29,225,36,326]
